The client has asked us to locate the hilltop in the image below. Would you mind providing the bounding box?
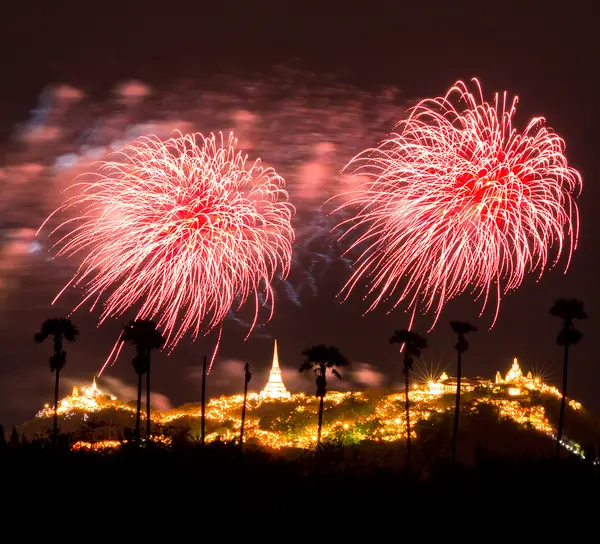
[18,358,600,464]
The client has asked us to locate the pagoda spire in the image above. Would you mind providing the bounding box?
[272,339,280,371]
[260,339,291,400]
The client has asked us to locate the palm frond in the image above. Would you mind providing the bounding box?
[35,317,79,343]
[551,299,587,320]
[450,321,477,334]
[300,345,350,374]
[298,360,313,373]
[122,319,165,351]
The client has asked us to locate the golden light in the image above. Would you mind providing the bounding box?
[34,357,585,456]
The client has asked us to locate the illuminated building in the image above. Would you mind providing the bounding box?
[36,377,118,418]
[260,340,291,400]
[495,358,537,388]
[428,372,449,395]
[31,356,586,459]
[428,372,484,395]
[493,358,538,397]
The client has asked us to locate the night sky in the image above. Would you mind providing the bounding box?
[0,2,598,427]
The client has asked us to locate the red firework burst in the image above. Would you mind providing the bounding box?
[334,79,581,327]
[39,132,294,366]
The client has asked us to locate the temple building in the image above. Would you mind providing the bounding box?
[493,357,539,397]
[428,372,481,395]
[495,358,537,388]
[36,377,116,419]
[427,358,540,397]
[260,340,291,400]
[72,377,102,400]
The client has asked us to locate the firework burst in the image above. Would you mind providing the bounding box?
[39,132,294,366]
[334,79,581,327]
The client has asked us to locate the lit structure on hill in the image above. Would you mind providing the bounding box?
[491,357,567,399]
[36,377,121,418]
[33,357,586,458]
[494,357,538,396]
[260,340,291,400]
[427,372,490,395]
[426,357,582,412]
[427,358,545,398]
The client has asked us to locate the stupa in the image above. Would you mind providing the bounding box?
[260,340,291,400]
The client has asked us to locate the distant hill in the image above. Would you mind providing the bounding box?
[19,380,600,463]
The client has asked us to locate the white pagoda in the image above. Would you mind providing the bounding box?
[260,340,291,400]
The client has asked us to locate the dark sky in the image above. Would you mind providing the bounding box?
[0,1,598,426]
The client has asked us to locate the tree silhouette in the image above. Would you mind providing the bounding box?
[9,426,20,448]
[390,329,427,469]
[200,354,207,447]
[34,318,79,445]
[240,362,252,450]
[550,299,587,459]
[299,345,349,445]
[121,319,165,445]
[450,321,477,462]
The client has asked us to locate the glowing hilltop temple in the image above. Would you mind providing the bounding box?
[32,353,585,455]
[427,357,546,399]
[493,357,539,396]
[495,357,536,388]
[260,340,291,400]
[36,377,117,418]
[428,372,490,395]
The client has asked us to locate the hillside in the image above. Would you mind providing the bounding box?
[19,364,600,463]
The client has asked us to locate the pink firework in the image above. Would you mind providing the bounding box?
[334,79,581,327]
[39,132,294,365]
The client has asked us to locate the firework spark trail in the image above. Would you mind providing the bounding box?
[334,79,582,328]
[39,132,294,371]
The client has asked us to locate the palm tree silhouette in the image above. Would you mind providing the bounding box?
[449,321,477,462]
[299,345,349,445]
[121,319,165,445]
[240,362,252,450]
[550,299,587,459]
[390,329,427,469]
[34,318,79,445]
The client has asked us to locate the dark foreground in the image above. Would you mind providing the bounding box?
[3,438,599,518]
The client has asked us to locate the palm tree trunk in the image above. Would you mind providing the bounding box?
[317,395,324,444]
[452,350,462,462]
[556,344,569,460]
[201,354,207,447]
[136,371,142,446]
[240,377,249,450]
[53,368,60,446]
[405,369,411,469]
[146,356,151,440]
